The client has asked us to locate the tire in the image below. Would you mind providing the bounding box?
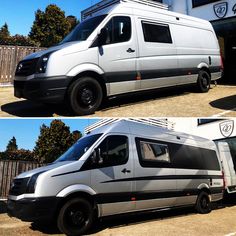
[195,191,211,214]
[57,198,95,236]
[197,70,211,93]
[68,77,103,116]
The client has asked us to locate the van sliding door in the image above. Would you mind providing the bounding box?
[136,18,179,90]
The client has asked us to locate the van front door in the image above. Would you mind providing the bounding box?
[90,134,134,216]
[98,15,138,96]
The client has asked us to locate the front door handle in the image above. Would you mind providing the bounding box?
[121,168,131,174]
[127,48,135,53]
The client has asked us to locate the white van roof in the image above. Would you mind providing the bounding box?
[82,0,211,30]
[87,120,216,150]
[81,0,168,21]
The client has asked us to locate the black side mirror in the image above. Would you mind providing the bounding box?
[91,148,103,165]
[98,28,108,46]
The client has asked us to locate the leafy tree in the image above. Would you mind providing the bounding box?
[66,15,79,31]
[34,120,81,163]
[1,149,34,161]
[6,136,18,152]
[29,4,72,47]
[0,23,10,44]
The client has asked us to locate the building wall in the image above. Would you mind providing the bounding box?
[162,0,236,21]
[169,118,236,141]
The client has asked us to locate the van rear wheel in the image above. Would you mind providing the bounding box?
[68,77,103,116]
[195,191,211,214]
[197,70,211,93]
[57,198,94,236]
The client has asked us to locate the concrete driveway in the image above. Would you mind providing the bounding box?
[0,85,235,117]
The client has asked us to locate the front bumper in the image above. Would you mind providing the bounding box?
[7,197,60,222]
[14,76,72,103]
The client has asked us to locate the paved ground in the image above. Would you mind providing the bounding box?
[0,85,236,117]
[1,200,236,236]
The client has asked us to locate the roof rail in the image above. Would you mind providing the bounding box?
[81,0,168,21]
[85,118,175,134]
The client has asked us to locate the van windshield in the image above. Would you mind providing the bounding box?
[60,15,107,44]
[55,134,102,162]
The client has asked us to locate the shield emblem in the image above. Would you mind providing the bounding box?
[219,120,234,138]
[214,2,228,19]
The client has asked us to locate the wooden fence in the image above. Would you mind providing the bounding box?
[0,45,45,85]
[0,160,42,199]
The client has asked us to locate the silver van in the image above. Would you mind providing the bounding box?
[7,120,224,235]
[14,0,223,115]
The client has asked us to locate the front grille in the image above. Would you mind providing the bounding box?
[9,178,30,196]
[15,58,39,76]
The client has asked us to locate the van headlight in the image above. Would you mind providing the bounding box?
[26,171,45,193]
[36,52,54,74]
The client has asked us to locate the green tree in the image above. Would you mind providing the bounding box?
[6,136,18,152]
[34,120,81,163]
[29,4,72,47]
[66,15,79,31]
[0,23,10,44]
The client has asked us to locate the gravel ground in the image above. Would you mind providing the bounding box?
[1,200,236,236]
[0,85,235,117]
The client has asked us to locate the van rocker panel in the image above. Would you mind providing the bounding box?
[14,76,73,103]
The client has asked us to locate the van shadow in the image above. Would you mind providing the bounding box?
[1,101,71,117]
[210,95,236,111]
[0,201,7,214]
[29,200,236,235]
[1,86,193,117]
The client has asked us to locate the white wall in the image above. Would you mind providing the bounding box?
[163,0,236,21]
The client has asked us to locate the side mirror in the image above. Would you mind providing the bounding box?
[98,28,108,46]
[91,148,103,165]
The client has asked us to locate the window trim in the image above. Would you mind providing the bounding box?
[103,15,132,46]
[141,21,173,44]
[135,137,172,168]
[83,134,129,170]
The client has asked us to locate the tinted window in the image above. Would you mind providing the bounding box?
[170,143,220,170]
[140,141,170,163]
[192,0,221,8]
[55,134,102,162]
[104,16,131,45]
[142,22,172,44]
[97,135,129,167]
[136,138,220,170]
[61,15,107,43]
[136,138,171,168]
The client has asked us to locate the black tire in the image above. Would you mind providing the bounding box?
[195,191,211,214]
[68,77,103,116]
[57,198,95,236]
[197,70,211,93]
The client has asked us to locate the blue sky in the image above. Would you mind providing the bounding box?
[0,0,100,36]
[0,119,99,151]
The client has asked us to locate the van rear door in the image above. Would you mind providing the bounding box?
[217,142,236,193]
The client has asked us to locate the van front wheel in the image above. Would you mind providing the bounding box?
[57,198,94,236]
[68,77,103,116]
[195,191,211,214]
[197,70,211,93]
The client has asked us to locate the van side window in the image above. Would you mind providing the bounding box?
[136,138,171,168]
[97,135,129,167]
[104,16,131,45]
[142,22,172,44]
[170,144,220,170]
